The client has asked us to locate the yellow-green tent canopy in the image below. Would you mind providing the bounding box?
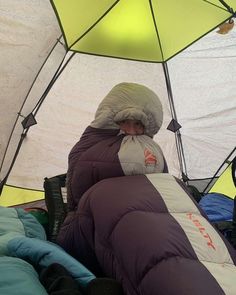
[50,0,236,62]
[209,161,236,199]
[0,185,44,207]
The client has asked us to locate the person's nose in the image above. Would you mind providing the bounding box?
[126,124,137,135]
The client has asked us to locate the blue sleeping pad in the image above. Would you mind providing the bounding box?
[199,193,234,222]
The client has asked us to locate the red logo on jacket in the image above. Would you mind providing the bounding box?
[144,148,157,165]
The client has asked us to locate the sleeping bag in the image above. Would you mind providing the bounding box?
[57,83,236,294]
[74,173,236,295]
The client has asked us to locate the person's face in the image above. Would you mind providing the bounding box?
[119,119,144,135]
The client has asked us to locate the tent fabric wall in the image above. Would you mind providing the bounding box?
[0,0,64,182]
[168,28,236,179]
[0,0,236,206]
[5,54,177,192]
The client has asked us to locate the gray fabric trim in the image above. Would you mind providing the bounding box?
[201,261,236,295]
[146,173,200,213]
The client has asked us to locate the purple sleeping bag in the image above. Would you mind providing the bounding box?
[75,173,236,295]
[57,83,236,294]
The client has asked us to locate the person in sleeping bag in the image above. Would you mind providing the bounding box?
[57,82,168,273]
[118,119,145,135]
[66,82,168,211]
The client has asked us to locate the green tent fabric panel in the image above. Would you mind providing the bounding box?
[150,0,233,61]
[50,0,118,48]
[0,185,44,207]
[209,163,236,199]
[50,0,235,62]
[69,0,163,61]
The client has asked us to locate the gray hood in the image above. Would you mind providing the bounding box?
[90,82,163,137]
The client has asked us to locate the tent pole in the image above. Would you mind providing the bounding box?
[0,133,26,195]
[162,62,188,181]
[33,52,76,115]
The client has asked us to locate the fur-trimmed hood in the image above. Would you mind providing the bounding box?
[90,82,163,137]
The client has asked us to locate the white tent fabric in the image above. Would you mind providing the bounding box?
[168,29,236,179]
[0,0,64,182]
[0,0,236,201]
[7,54,177,191]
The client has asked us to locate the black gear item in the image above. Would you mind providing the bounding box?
[87,278,124,295]
[40,263,84,295]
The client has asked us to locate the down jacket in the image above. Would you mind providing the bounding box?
[74,174,236,295]
[66,127,168,211]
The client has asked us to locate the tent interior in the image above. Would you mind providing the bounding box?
[0,1,236,294]
[1,0,235,208]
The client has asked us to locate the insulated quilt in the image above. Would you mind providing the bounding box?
[0,206,95,294]
[74,173,236,295]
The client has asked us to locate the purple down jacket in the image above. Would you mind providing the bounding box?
[67,173,236,295]
[66,126,168,211]
[66,126,122,211]
[57,126,168,275]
